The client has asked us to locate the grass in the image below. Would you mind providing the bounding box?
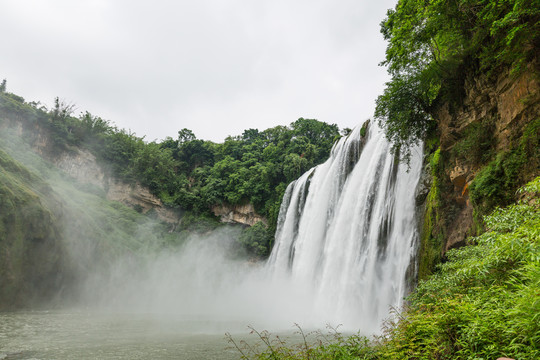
[226,324,377,360]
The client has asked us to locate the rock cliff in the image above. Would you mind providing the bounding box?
[31,131,181,226]
[211,203,267,227]
[418,63,540,278]
[106,180,180,224]
[0,149,67,309]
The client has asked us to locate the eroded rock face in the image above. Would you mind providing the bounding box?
[52,147,180,225]
[415,161,432,206]
[55,149,105,189]
[438,65,539,153]
[449,162,471,206]
[434,64,539,251]
[106,181,179,224]
[211,203,266,227]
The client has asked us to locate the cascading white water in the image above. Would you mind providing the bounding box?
[267,122,423,333]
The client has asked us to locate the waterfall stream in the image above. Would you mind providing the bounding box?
[267,123,423,333]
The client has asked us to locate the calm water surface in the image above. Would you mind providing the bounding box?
[0,310,256,359]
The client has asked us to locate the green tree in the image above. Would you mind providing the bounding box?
[132,142,178,197]
[177,139,214,172]
[177,128,196,144]
[283,153,309,181]
[101,130,144,179]
[376,0,539,156]
[52,97,76,121]
[290,118,339,163]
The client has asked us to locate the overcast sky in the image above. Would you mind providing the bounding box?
[1,0,397,143]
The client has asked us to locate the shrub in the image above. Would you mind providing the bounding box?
[380,177,540,359]
[238,221,274,258]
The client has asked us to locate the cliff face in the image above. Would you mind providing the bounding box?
[56,147,265,227]
[55,148,106,188]
[0,128,183,309]
[56,147,179,220]
[438,67,539,153]
[30,131,181,226]
[0,150,67,309]
[418,64,540,278]
[211,203,267,227]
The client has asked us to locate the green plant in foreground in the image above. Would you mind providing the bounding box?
[226,324,377,360]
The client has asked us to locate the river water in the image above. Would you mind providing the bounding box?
[0,311,251,359]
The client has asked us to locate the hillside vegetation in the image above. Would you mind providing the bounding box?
[0,147,63,308]
[0,89,342,257]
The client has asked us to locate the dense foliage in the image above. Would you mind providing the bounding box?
[0,87,341,256]
[158,118,340,227]
[375,0,540,154]
[232,177,540,359]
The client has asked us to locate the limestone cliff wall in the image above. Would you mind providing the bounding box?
[9,123,182,225]
[55,149,106,188]
[420,63,539,277]
[54,148,180,225]
[211,203,267,226]
[438,67,539,153]
[106,180,180,224]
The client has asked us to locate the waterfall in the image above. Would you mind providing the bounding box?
[267,122,423,333]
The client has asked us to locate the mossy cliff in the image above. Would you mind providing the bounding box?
[0,128,176,309]
[0,149,66,308]
[417,64,540,280]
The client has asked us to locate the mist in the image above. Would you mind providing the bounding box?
[77,228,346,334]
[0,122,354,337]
